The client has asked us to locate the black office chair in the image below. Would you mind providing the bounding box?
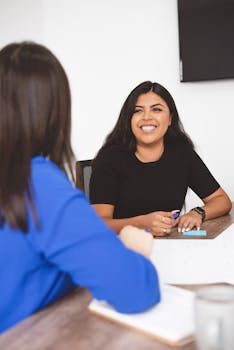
[76,160,92,199]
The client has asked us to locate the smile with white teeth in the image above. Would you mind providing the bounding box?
[141,125,157,132]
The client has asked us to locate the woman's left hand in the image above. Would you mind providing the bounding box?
[177,211,203,232]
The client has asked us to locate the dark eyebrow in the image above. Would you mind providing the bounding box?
[135,103,164,108]
[151,103,164,108]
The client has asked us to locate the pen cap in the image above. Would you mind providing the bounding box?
[172,211,180,219]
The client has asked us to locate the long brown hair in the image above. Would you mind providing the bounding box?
[0,41,75,232]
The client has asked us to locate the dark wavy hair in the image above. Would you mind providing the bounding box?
[101,81,194,153]
[0,41,75,232]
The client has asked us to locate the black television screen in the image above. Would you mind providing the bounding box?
[178,0,234,82]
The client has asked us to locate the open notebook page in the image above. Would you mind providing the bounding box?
[89,284,195,346]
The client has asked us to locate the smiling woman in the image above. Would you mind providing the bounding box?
[90,81,232,236]
[131,91,172,162]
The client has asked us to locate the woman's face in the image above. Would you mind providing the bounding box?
[131,91,172,147]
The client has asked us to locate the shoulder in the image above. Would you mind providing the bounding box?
[93,145,130,168]
[31,156,84,204]
[31,156,71,189]
[29,156,88,231]
[96,144,128,159]
[165,142,194,160]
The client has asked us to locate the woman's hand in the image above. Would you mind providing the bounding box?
[143,211,178,237]
[119,225,153,258]
[177,211,202,232]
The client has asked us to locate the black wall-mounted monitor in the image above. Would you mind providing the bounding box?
[178,0,234,82]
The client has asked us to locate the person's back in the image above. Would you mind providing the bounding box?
[0,42,160,333]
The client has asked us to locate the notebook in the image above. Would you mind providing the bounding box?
[89,284,195,346]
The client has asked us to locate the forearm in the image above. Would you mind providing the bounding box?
[93,205,179,235]
[202,193,232,221]
[102,215,147,234]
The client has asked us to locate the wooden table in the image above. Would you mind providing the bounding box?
[0,208,233,350]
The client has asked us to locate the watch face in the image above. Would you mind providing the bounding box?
[196,207,204,215]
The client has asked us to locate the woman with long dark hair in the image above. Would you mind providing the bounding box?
[90,81,231,235]
[0,44,160,333]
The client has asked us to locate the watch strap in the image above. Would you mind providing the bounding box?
[191,207,206,222]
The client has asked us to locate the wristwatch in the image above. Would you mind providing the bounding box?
[191,207,206,222]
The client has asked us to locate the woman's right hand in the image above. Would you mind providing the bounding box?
[142,211,178,236]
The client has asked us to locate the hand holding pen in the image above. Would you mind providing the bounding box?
[144,210,180,237]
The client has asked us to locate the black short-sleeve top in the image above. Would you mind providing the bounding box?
[90,144,220,219]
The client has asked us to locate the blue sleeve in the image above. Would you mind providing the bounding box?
[32,192,160,313]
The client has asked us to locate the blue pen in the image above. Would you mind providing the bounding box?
[172,211,180,219]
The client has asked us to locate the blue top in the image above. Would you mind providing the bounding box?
[0,156,160,333]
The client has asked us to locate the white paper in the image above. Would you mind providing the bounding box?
[89,284,195,345]
[150,224,234,284]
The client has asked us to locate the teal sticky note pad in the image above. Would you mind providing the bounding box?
[183,230,207,237]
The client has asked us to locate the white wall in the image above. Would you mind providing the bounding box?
[0,0,233,207]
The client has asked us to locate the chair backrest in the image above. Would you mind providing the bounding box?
[76,160,92,199]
